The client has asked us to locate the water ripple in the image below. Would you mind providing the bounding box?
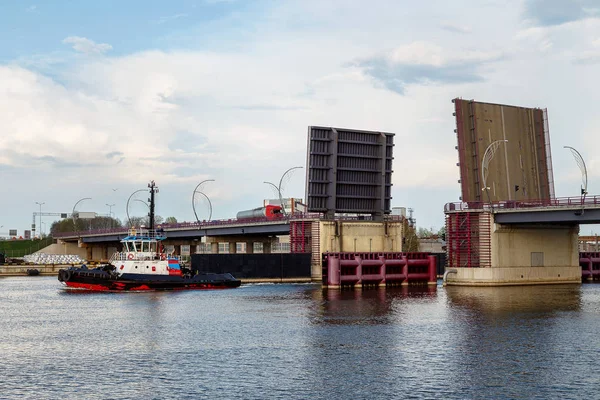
[1,277,600,399]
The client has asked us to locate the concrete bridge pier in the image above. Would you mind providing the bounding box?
[229,242,237,254]
[445,209,582,286]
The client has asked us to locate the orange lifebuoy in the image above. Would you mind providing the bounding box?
[127,253,134,260]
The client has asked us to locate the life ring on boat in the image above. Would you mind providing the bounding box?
[160,254,166,261]
[127,253,134,260]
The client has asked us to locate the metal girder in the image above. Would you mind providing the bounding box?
[83,235,126,243]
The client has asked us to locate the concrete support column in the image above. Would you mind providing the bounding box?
[102,245,108,261]
[246,242,254,254]
[263,241,272,254]
[229,242,237,254]
[211,242,219,254]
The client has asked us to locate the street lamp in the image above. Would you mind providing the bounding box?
[264,166,303,216]
[72,198,92,218]
[193,191,212,224]
[106,203,115,218]
[481,140,508,208]
[72,197,92,231]
[134,199,149,209]
[192,179,215,224]
[106,203,115,228]
[35,201,45,236]
[126,189,147,227]
[564,146,588,204]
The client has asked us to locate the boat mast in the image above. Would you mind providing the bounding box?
[148,180,157,232]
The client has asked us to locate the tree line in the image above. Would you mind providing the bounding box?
[50,215,179,235]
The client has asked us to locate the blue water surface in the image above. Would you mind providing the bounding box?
[1,277,600,399]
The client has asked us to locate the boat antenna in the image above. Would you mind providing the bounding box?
[148,180,158,232]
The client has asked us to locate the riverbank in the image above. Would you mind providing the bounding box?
[0,264,71,276]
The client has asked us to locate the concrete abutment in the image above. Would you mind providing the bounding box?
[446,209,582,286]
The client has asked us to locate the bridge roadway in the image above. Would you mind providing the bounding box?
[445,195,600,224]
[54,217,299,243]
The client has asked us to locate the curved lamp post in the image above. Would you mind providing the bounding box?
[564,146,588,205]
[264,166,303,216]
[134,199,149,209]
[126,189,147,227]
[481,140,508,207]
[71,198,91,231]
[72,198,92,218]
[192,179,215,224]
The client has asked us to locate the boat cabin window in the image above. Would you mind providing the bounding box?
[126,242,136,252]
[142,241,150,253]
[150,242,157,252]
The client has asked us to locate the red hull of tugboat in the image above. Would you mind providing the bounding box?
[64,281,240,291]
[58,267,242,292]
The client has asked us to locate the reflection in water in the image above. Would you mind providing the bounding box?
[444,285,590,398]
[309,285,438,325]
[2,278,600,399]
[301,285,444,398]
[445,284,582,314]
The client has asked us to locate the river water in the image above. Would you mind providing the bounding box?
[1,277,600,399]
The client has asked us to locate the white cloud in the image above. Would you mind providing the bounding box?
[575,50,600,64]
[386,41,502,66]
[2,0,600,234]
[440,23,472,34]
[62,36,112,55]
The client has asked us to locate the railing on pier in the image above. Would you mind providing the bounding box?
[445,195,600,213]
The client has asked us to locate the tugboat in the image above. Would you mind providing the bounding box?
[58,181,241,291]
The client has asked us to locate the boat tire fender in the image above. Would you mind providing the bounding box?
[63,270,72,282]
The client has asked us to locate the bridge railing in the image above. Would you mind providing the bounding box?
[52,214,303,238]
[445,195,600,213]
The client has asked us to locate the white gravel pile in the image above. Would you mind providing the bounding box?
[24,253,86,265]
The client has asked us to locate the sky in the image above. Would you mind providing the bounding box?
[1,0,600,236]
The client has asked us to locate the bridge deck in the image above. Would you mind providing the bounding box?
[54,214,405,242]
[445,195,600,224]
